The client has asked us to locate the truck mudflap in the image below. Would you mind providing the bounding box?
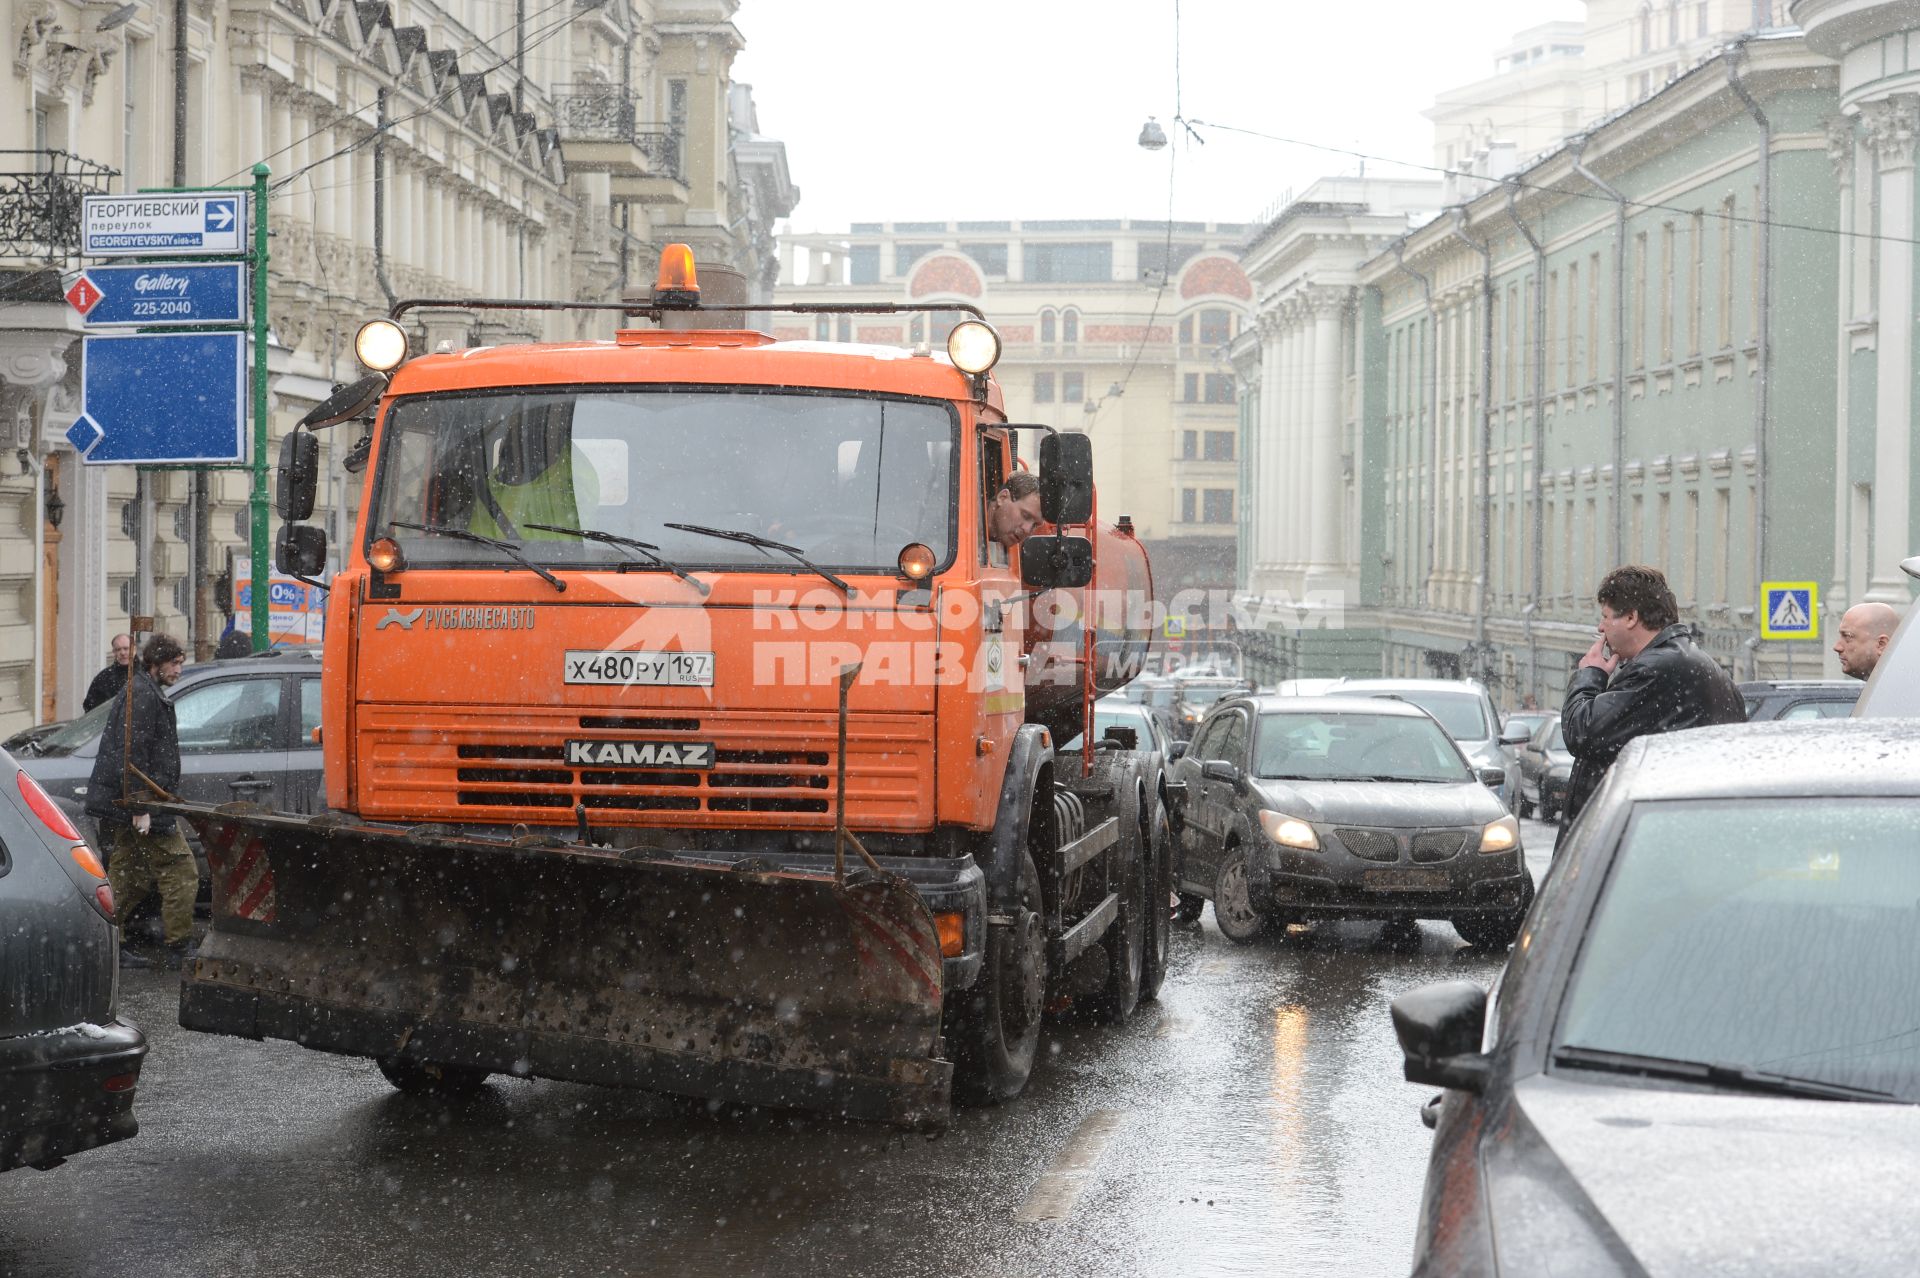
[155,802,951,1128]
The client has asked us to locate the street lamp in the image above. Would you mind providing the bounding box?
[1137,116,1168,151]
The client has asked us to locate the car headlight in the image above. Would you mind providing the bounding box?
[1478,814,1519,853]
[1259,810,1319,851]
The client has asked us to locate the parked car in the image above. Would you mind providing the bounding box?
[1738,678,1861,721]
[1060,695,1174,797]
[15,649,326,882]
[1164,695,1531,948]
[1325,677,1527,808]
[1392,720,1920,1276]
[1512,716,1573,822]
[1,749,147,1173]
[1855,557,1920,716]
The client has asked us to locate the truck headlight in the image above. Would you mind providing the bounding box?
[1259,810,1319,851]
[1478,815,1520,853]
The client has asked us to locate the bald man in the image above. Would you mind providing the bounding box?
[1834,602,1900,680]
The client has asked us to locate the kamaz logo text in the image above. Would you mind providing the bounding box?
[565,740,714,768]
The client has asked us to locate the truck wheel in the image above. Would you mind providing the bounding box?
[1090,837,1144,1025]
[1174,893,1205,924]
[950,848,1047,1105]
[1212,845,1270,945]
[1140,808,1173,1003]
[376,1056,490,1099]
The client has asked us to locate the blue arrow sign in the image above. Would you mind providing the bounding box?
[72,263,247,328]
[66,332,246,464]
[81,193,249,256]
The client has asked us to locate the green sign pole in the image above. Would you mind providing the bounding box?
[249,163,271,652]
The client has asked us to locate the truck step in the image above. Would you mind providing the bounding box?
[1050,891,1119,970]
[1059,818,1119,878]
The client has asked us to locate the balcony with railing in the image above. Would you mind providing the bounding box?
[0,150,118,266]
[551,86,686,205]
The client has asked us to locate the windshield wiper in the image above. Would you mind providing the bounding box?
[1553,1045,1899,1103]
[388,521,566,593]
[523,523,710,596]
[663,522,852,595]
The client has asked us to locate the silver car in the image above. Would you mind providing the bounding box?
[1324,677,1526,809]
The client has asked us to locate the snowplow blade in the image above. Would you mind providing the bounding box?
[157,803,951,1127]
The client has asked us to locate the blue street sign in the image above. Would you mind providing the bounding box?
[69,263,247,328]
[81,193,248,256]
[66,332,247,464]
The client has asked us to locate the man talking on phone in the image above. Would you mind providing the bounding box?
[1559,565,1746,829]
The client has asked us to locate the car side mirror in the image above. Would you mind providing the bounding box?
[1201,759,1239,785]
[1498,724,1532,745]
[1020,534,1093,590]
[275,523,327,577]
[276,430,320,521]
[1168,741,1188,761]
[1391,981,1492,1093]
[1477,767,1508,789]
[1038,431,1094,525]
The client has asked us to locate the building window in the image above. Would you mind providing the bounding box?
[1204,373,1235,403]
[1202,489,1233,523]
[1639,3,1651,53]
[848,245,880,285]
[1062,372,1084,402]
[1718,195,1736,349]
[895,243,941,275]
[1687,211,1704,357]
[1040,309,1056,344]
[1061,309,1079,344]
[1204,431,1234,461]
[1024,241,1112,283]
[1660,221,1675,364]
[1565,261,1579,387]
[1182,430,1197,459]
[1178,315,1193,344]
[1139,241,1202,281]
[814,315,832,340]
[1181,488,1197,522]
[1183,373,1199,402]
[1632,231,1648,370]
[1667,0,1679,44]
[1697,0,1709,36]
[1197,308,1233,345]
[1546,270,1559,389]
[1033,373,1055,403]
[1588,252,1602,381]
[959,242,1008,277]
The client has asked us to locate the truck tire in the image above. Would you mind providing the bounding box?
[1175,893,1205,924]
[1140,807,1173,1003]
[1090,834,1144,1025]
[950,848,1047,1105]
[376,1056,490,1099]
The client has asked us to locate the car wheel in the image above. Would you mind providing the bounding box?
[376,1056,490,1098]
[1211,845,1269,945]
[950,847,1047,1105]
[1139,808,1173,1003]
[1174,893,1205,924]
[1453,877,1536,951]
[1514,787,1534,819]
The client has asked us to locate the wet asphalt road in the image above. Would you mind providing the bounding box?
[2,820,1558,1278]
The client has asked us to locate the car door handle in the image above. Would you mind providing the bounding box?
[227,776,273,794]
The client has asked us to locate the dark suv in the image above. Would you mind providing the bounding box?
[1738,679,1861,722]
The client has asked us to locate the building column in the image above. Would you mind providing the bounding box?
[1306,288,1343,581]
[1826,114,1857,669]
[1862,95,1918,605]
[1257,314,1282,576]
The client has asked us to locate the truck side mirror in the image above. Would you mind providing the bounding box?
[277,430,320,521]
[275,523,327,577]
[1020,534,1093,590]
[1038,431,1094,525]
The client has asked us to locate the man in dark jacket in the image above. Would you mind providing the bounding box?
[1561,566,1746,826]
[86,633,196,963]
[80,633,132,712]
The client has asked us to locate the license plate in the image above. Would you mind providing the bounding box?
[1362,869,1449,892]
[564,650,713,687]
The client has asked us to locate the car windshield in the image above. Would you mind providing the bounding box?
[28,698,118,755]
[1363,690,1488,741]
[1546,721,1564,751]
[1556,799,1920,1102]
[1060,705,1152,753]
[1179,685,1235,708]
[369,388,957,575]
[1253,711,1470,783]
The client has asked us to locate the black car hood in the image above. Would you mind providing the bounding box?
[1248,777,1504,827]
[1497,1074,1920,1275]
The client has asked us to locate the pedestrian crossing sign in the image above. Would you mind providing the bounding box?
[1759,581,1818,640]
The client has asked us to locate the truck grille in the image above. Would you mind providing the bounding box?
[359,708,929,828]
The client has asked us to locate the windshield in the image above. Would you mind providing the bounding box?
[1556,799,1920,1102]
[1253,711,1470,783]
[1546,721,1564,751]
[1061,704,1152,753]
[369,389,957,574]
[1361,690,1488,741]
[30,698,117,755]
[1179,685,1236,708]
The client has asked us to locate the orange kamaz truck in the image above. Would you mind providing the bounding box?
[159,247,1169,1126]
